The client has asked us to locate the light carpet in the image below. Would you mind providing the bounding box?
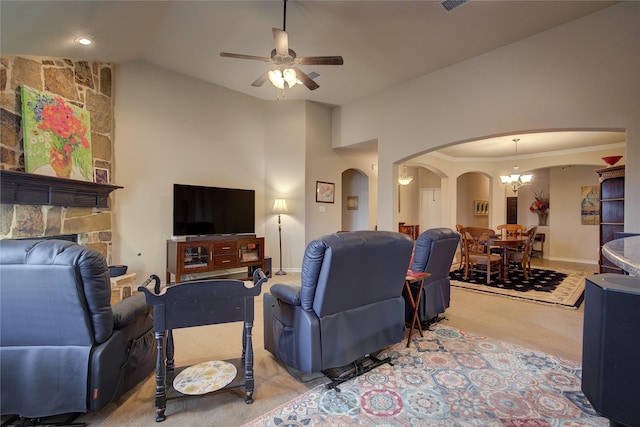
[244,324,606,426]
[451,269,590,308]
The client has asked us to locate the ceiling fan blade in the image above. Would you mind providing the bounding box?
[293,68,319,91]
[272,28,289,56]
[220,52,271,62]
[296,56,344,66]
[251,71,269,87]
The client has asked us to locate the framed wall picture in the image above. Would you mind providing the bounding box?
[316,181,335,203]
[474,200,489,216]
[94,167,109,184]
[21,85,93,181]
[581,186,600,225]
[347,195,358,210]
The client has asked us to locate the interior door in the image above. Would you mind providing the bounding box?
[507,196,518,224]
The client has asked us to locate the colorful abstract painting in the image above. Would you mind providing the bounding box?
[581,186,599,225]
[21,85,93,181]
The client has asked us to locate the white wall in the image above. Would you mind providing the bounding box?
[398,166,419,225]
[547,165,601,264]
[113,61,267,280]
[304,101,345,242]
[264,101,307,273]
[333,2,640,233]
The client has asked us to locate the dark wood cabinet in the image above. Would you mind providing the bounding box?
[399,223,420,240]
[596,165,625,273]
[167,236,264,283]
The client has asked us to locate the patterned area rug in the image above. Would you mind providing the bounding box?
[244,325,606,426]
[450,268,589,308]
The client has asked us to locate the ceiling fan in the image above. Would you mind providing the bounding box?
[220,0,343,91]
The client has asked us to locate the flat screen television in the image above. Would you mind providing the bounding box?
[173,184,255,237]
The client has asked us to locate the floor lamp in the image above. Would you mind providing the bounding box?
[272,199,288,275]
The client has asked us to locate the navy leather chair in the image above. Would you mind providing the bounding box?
[263,231,413,374]
[0,239,156,418]
[404,228,460,325]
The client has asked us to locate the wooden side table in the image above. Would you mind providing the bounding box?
[399,223,420,240]
[138,270,267,422]
[404,271,431,347]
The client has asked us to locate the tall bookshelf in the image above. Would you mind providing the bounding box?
[596,165,625,273]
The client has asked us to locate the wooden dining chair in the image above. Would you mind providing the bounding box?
[460,227,502,284]
[507,226,538,280]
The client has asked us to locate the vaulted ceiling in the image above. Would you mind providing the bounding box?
[1,1,625,157]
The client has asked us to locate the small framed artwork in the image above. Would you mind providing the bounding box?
[347,196,358,210]
[94,167,109,184]
[316,181,335,203]
[474,200,489,216]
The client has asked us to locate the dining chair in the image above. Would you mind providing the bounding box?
[507,226,538,280]
[460,227,502,284]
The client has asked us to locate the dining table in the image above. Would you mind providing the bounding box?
[488,235,526,280]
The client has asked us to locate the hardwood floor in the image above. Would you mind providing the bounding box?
[444,258,597,362]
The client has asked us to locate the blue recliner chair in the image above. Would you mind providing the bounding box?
[0,239,157,419]
[263,230,413,375]
[404,227,460,325]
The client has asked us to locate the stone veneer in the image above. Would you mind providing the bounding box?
[0,55,115,261]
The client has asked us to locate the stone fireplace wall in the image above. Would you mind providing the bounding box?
[0,55,115,261]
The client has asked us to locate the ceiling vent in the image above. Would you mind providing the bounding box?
[308,71,320,80]
[441,0,470,12]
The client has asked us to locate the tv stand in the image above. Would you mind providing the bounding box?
[167,236,264,284]
[183,234,257,242]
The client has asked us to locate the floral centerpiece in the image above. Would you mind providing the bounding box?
[530,190,549,225]
[21,85,92,181]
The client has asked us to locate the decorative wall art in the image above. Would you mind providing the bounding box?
[94,167,109,184]
[316,181,335,203]
[474,200,489,216]
[21,85,93,181]
[347,196,358,210]
[581,186,600,225]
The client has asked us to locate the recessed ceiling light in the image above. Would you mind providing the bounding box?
[75,37,92,46]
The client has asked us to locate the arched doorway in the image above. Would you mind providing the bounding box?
[342,168,369,231]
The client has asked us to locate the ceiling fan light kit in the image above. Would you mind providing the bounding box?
[220,0,343,94]
[268,68,298,89]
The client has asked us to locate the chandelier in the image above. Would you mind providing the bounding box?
[398,166,413,186]
[500,138,533,193]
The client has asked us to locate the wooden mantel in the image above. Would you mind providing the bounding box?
[0,169,123,208]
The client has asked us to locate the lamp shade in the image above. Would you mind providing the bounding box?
[398,166,413,186]
[268,70,285,89]
[272,199,288,214]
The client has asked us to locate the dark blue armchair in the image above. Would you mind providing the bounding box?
[263,231,413,374]
[404,227,460,325]
[0,239,156,419]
